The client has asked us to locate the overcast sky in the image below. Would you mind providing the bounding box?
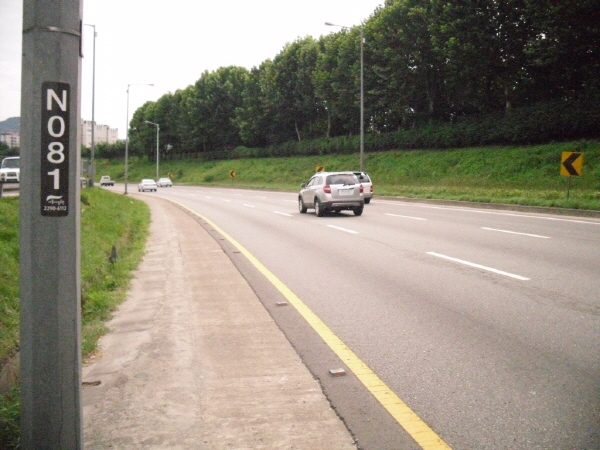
[1,0,383,139]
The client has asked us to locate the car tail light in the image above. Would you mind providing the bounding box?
[360,185,364,193]
[324,185,331,193]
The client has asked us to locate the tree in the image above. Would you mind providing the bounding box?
[272,37,323,143]
[523,0,600,102]
[314,30,362,137]
[367,0,449,130]
[0,141,11,158]
[184,66,249,152]
[234,60,279,147]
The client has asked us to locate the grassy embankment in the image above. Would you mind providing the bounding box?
[0,188,150,448]
[98,140,600,210]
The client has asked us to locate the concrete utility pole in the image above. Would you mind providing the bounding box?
[20,0,83,448]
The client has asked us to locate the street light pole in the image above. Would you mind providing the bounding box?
[84,23,96,186]
[360,26,364,172]
[325,22,365,172]
[145,121,160,180]
[124,83,153,194]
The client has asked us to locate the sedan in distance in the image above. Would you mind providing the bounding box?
[157,177,173,187]
[299,171,364,217]
[138,179,157,192]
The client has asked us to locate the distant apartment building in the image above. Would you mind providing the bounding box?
[81,120,119,147]
[0,132,20,148]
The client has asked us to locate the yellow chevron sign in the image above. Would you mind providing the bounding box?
[560,152,583,177]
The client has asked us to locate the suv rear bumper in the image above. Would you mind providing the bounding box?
[323,200,364,210]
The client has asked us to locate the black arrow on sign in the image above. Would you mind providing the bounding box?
[562,152,581,176]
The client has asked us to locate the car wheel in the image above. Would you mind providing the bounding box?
[298,197,307,213]
[354,206,364,216]
[315,198,324,217]
[364,198,371,204]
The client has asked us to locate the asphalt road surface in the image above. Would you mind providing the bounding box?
[114,184,600,449]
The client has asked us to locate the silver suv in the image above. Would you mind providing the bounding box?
[299,172,364,217]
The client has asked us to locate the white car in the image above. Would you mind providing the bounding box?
[0,156,20,184]
[99,175,114,186]
[352,172,373,204]
[138,179,157,192]
[157,177,173,187]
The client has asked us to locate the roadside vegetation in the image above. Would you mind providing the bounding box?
[75,2,599,164]
[0,188,150,449]
[99,140,600,211]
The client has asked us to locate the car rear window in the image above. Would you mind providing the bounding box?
[327,174,358,185]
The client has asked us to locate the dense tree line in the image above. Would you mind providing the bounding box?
[120,0,599,160]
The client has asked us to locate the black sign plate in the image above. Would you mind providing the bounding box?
[41,82,70,216]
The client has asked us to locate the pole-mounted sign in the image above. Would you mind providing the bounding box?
[560,151,583,177]
[560,151,584,200]
[41,82,70,216]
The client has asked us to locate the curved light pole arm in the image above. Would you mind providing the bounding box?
[360,27,364,172]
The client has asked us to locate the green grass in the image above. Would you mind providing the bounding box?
[97,140,600,210]
[79,188,150,355]
[0,198,19,371]
[0,188,150,449]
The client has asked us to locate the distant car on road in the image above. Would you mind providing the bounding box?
[352,171,373,204]
[0,156,20,184]
[299,171,364,217]
[138,179,157,192]
[157,177,172,187]
[99,175,114,186]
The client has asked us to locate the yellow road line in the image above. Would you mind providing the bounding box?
[179,203,452,450]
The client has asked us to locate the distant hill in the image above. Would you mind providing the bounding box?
[0,117,20,133]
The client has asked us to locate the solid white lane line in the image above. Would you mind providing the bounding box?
[274,211,292,217]
[427,252,530,280]
[385,213,428,221]
[327,225,359,234]
[243,204,255,208]
[481,227,550,239]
